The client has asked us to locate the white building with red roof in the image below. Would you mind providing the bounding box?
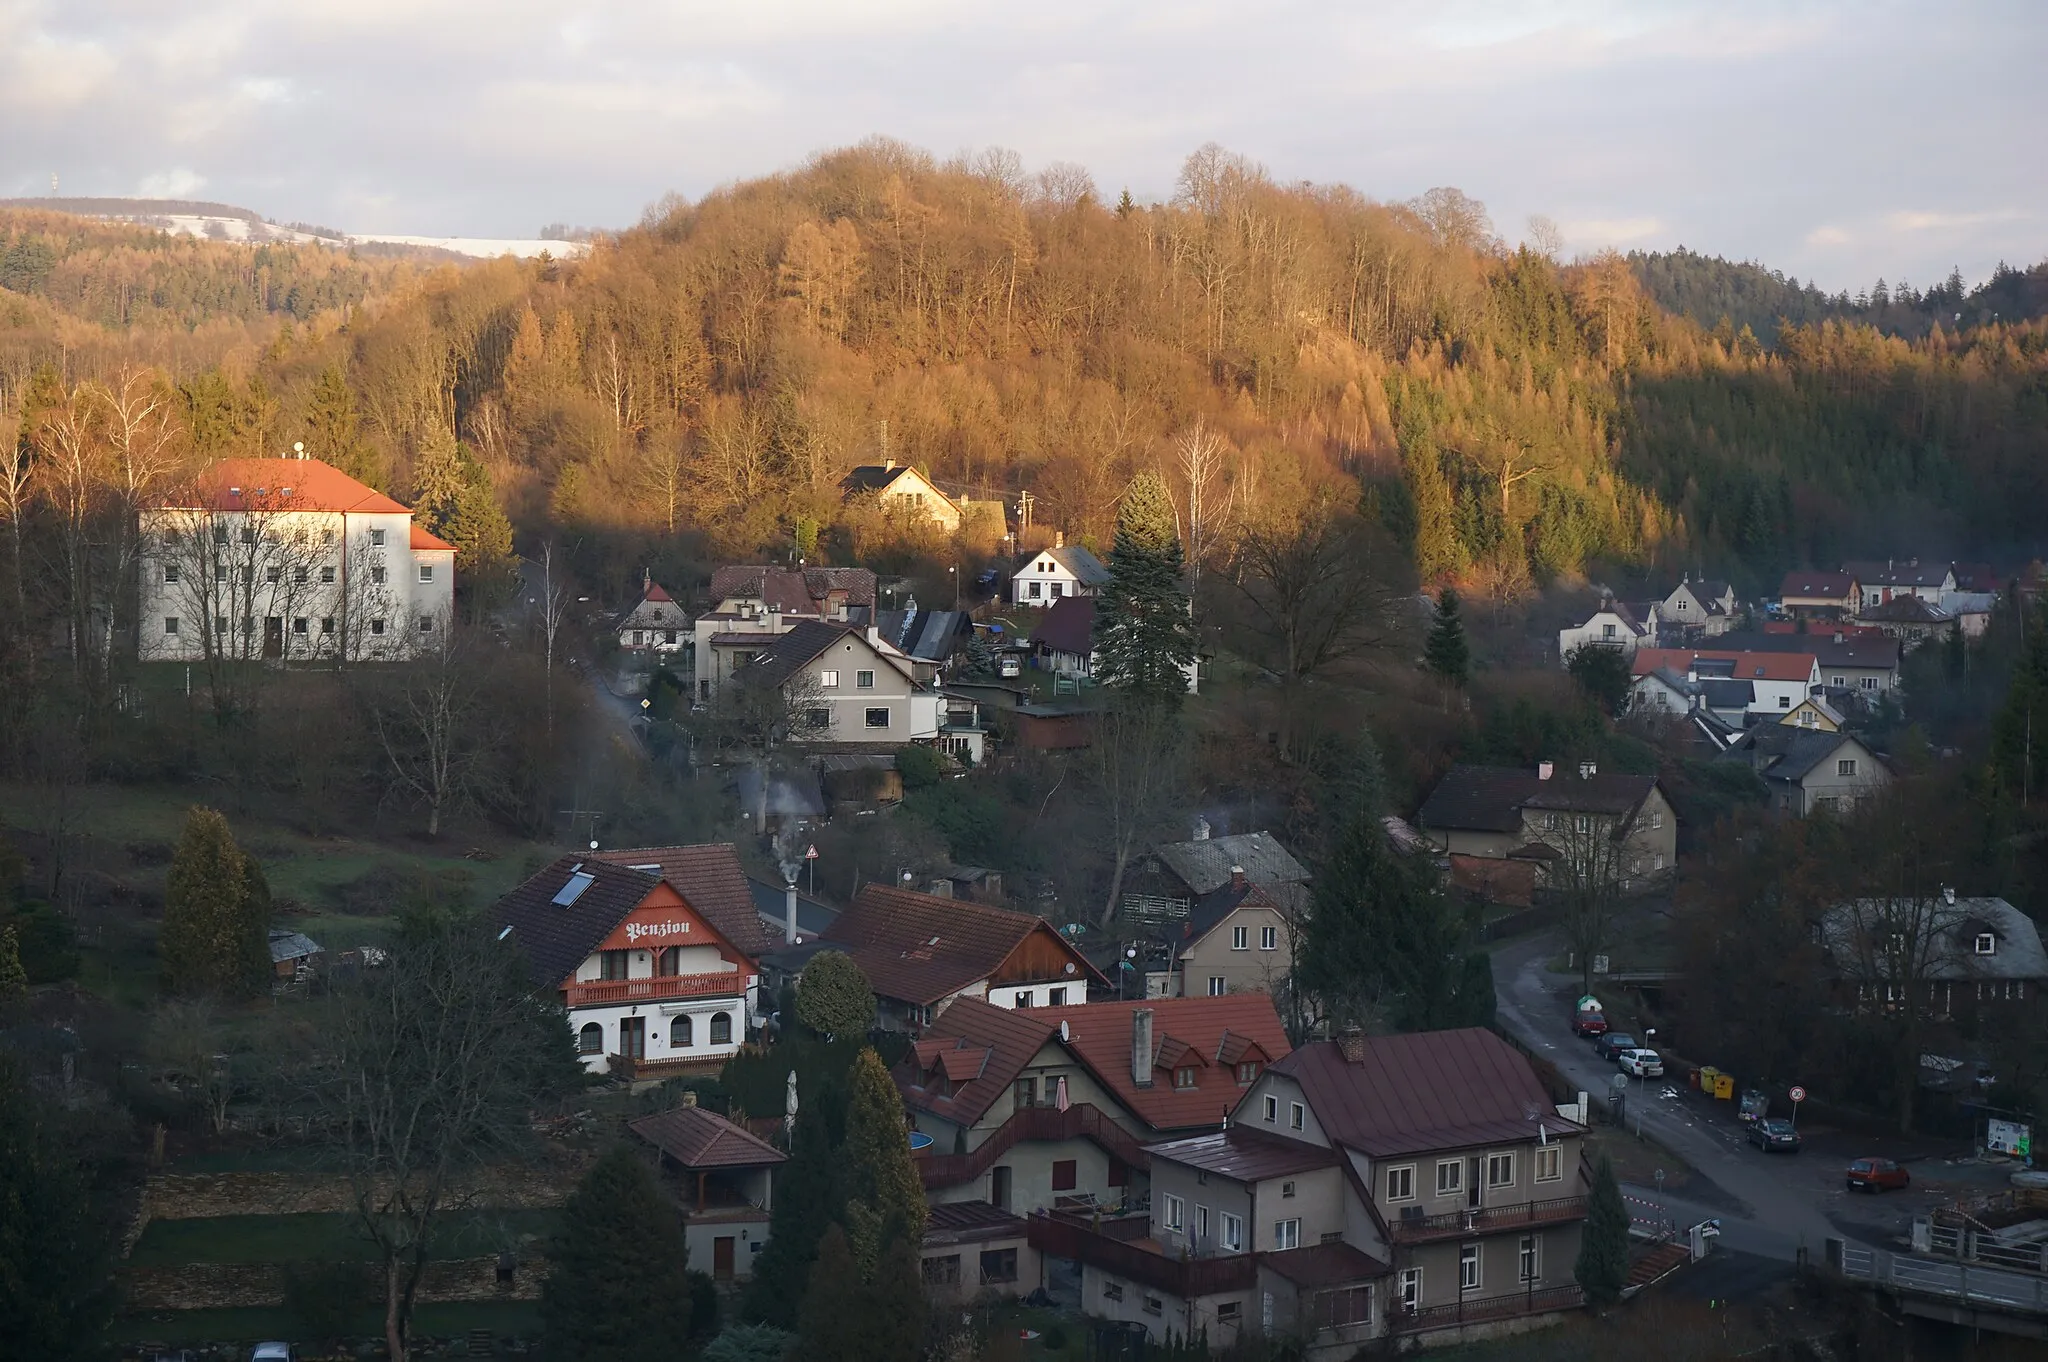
[139,453,454,662]
[616,574,688,654]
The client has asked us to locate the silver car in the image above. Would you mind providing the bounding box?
[1617,1048,1664,1078]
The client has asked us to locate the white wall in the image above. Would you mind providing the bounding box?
[1557,615,1639,667]
[568,999,746,1073]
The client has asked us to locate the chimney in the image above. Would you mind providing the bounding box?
[1833,631,1844,644]
[1054,530,1065,549]
[1579,760,1597,778]
[1687,666,1697,684]
[1537,761,1553,781]
[1336,1025,1367,1064]
[785,884,799,945]
[1230,865,1246,891]
[1944,886,1957,906]
[884,457,896,472]
[1132,1008,1155,1088]
[1191,815,1211,840]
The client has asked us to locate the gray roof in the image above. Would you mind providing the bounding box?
[870,607,972,662]
[492,857,662,989]
[1724,727,1873,784]
[1822,896,2048,981]
[1151,831,1309,895]
[1013,543,1110,586]
[1845,560,1951,589]
[1697,677,1755,710]
[746,875,840,941]
[267,929,323,964]
[1418,765,1658,835]
[1714,631,1900,672]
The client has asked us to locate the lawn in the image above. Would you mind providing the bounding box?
[128,1209,560,1267]
[109,1300,544,1348]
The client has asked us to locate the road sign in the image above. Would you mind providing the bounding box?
[1592,954,1610,975]
[804,844,819,860]
[1789,1085,1807,1103]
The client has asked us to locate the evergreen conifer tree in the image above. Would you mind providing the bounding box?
[540,1146,693,1361]
[302,365,385,488]
[161,807,262,998]
[839,1047,928,1275]
[797,1227,866,1362]
[236,854,276,994]
[1575,1155,1629,1305]
[441,479,520,616]
[741,1093,840,1328]
[0,925,26,1000]
[1424,589,1470,690]
[1093,470,1196,707]
[1401,422,1463,582]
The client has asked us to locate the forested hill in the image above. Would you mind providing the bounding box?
[6,142,2048,600]
[1631,246,2048,345]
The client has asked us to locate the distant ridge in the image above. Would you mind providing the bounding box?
[0,196,266,222]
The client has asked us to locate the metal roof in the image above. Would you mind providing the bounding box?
[1144,1128,1343,1182]
[1822,896,2048,982]
[1151,831,1309,895]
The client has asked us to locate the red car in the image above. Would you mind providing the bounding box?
[1846,1158,1910,1192]
[1573,1009,1609,1037]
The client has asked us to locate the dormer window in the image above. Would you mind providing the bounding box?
[1174,1066,1197,1090]
[1976,933,1997,956]
[1236,1061,1260,1084]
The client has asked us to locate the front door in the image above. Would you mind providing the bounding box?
[713,1236,736,1280]
[991,1165,1012,1212]
[263,616,284,658]
[1467,1157,1482,1209]
[618,1016,646,1061]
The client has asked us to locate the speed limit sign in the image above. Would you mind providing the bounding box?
[1789,1085,1807,1103]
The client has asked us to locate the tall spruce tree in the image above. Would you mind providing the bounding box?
[797,1227,867,1362]
[540,1146,693,1361]
[0,924,25,1000]
[301,365,386,489]
[1424,588,1470,690]
[741,1094,840,1328]
[1093,470,1196,708]
[161,807,266,998]
[839,1047,928,1275]
[1575,1155,1629,1305]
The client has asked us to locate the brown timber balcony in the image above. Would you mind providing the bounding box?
[1028,1211,1257,1299]
[563,972,747,1008]
[1387,1196,1589,1245]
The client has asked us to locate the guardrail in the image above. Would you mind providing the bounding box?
[1837,1242,2048,1316]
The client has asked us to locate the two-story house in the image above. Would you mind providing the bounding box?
[139,455,455,662]
[616,576,688,655]
[493,854,762,1075]
[840,460,964,532]
[1820,890,2048,1021]
[1037,1027,1588,1355]
[691,565,876,700]
[1629,647,1820,720]
[898,995,1291,1216]
[820,884,1106,1030]
[1721,723,1892,816]
[630,1101,786,1282]
[1717,630,1900,700]
[1009,536,1111,607]
[1120,828,1311,932]
[1417,764,1677,903]
[1162,874,1297,999]
[736,618,943,746]
[1846,559,1956,611]
[1556,596,1655,664]
[1858,594,1953,644]
[1660,576,1737,637]
[1777,570,1861,622]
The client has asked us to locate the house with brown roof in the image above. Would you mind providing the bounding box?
[1714,630,1900,700]
[1416,763,1676,902]
[1555,595,1656,665]
[630,1100,786,1281]
[690,565,876,700]
[733,619,944,747]
[896,995,1291,1215]
[617,575,688,654]
[1046,1027,1588,1355]
[1628,647,1820,719]
[1777,570,1860,622]
[492,853,761,1075]
[1030,595,1097,677]
[1121,827,1312,930]
[840,460,963,532]
[1846,559,1955,610]
[1858,593,1953,644]
[821,884,1107,1030]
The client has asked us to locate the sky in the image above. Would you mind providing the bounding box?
[2,0,2041,292]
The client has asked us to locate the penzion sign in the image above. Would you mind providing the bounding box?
[623,919,693,944]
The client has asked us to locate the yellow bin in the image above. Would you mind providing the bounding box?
[1713,1074,1735,1099]
[1698,1065,1720,1091]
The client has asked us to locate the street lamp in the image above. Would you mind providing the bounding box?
[949,565,959,609]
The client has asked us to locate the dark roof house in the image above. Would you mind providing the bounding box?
[707,565,876,613]
[1029,595,1097,660]
[822,884,1107,1012]
[1418,766,1658,836]
[492,856,666,988]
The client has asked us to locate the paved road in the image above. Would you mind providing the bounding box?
[1492,932,1889,1265]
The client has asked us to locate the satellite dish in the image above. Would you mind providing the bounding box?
[589,840,599,851]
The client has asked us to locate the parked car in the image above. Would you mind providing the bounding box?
[1572,1008,1609,1037]
[998,654,1023,678]
[1593,1032,1639,1061]
[1747,1118,1802,1153]
[1618,1049,1665,1078]
[252,1346,295,1362]
[1846,1157,1910,1192]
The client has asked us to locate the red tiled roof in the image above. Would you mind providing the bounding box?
[1272,1030,1583,1158]
[167,458,412,515]
[896,996,1059,1124]
[629,1105,787,1170]
[593,844,776,959]
[1629,647,1817,683]
[410,524,455,552]
[823,884,1101,1007]
[1041,996,1295,1135]
[644,582,674,602]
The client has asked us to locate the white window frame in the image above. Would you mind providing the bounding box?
[864,707,890,729]
[320,565,335,584]
[1398,1268,1422,1314]
[1290,1102,1305,1131]
[1263,1095,1279,1123]
[1260,925,1277,951]
[1838,758,1857,776]
[818,669,840,688]
[1533,1145,1563,1182]
[1232,925,1248,951]
[1385,1164,1415,1202]
[1208,976,1226,997]
[1273,1218,1301,1251]
[1459,1244,1481,1291]
[369,528,385,547]
[1436,1160,1463,1197]
[1976,933,1996,955]
[1195,1205,1210,1242]
[1519,1234,1540,1283]
[856,669,876,688]
[1162,1193,1185,1233]
[1487,1152,1515,1189]
[418,564,433,583]
[1220,1212,1243,1252]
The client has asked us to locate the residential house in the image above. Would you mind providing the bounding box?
[690,566,875,701]
[1660,577,1738,637]
[1722,725,1892,815]
[1859,594,1953,645]
[1031,595,1097,677]
[1043,1027,1588,1355]
[736,618,943,747]
[1010,536,1111,607]
[630,1102,785,1281]
[616,576,688,655]
[1120,828,1312,930]
[897,994,1291,1214]
[139,455,455,662]
[492,855,760,1075]
[1555,596,1654,666]
[1416,764,1676,901]
[820,884,1107,1029]
[1629,666,1754,729]
[1939,591,1997,639]
[1629,647,1820,720]
[860,604,973,682]
[1716,630,1900,700]
[1949,562,2003,594]
[1847,559,1956,610]
[921,1202,1043,1304]
[840,460,963,532]
[1781,694,1845,732]
[1777,570,1860,622]
[1159,873,1296,1000]
[1820,891,2048,1019]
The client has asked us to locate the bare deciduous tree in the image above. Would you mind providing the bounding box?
[1087,700,1188,925]
[361,622,496,837]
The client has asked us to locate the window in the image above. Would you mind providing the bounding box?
[1236,1061,1259,1084]
[292,618,308,635]
[370,528,385,547]
[1029,581,1042,599]
[818,669,840,688]
[1386,1165,1415,1202]
[1162,1194,1184,1232]
[215,618,228,636]
[1232,925,1248,950]
[1313,1286,1372,1330]
[804,707,829,730]
[1207,976,1226,997]
[214,525,229,545]
[1102,1282,1124,1303]
[320,565,335,584]
[1602,623,1616,639]
[1052,1160,1077,1192]
[1800,709,1817,727]
[241,526,257,545]
[864,708,889,728]
[1459,1244,1481,1290]
[418,616,434,633]
[1195,1205,1210,1241]
[1263,1095,1279,1123]
[1398,1268,1422,1314]
[922,1254,961,1287]
[1174,1066,1197,1089]
[1015,1077,1037,1108]
[1220,1212,1243,1251]
[599,950,629,981]
[1778,694,1791,708]
[1273,1218,1300,1250]
[978,1248,1018,1285]
[163,616,181,635]
[1049,986,1067,1005]
[163,564,180,584]
[670,1015,692,1047]
[1142,1296,1163,1317]
[369,617,386,636]
[1519,1235,1541,1283]
[371,566,387,585]
[1534,1146,1563,1182]
[1281,1181,1296,1199]
[292,565,309,585]
[216,563,229,582]
[1437,1160,1463,1196]
[1013,990,1033,1008]
[1051,582,1065,596]
[1290,1102,1305,1131]
[1976,933,1997,955]
[1838,758,1858,776]
[1260,926,1277,951]
[1861,676,1879,691]
[709,1012,733,1044]
[321,618,335,635]
[418,564,433,583]
[241,616,255,634]
[856,669,875,688]
[1487,1153,1515,1189]
[1217,1301,1241,1325]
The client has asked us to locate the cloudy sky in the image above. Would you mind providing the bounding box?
[3,0,2040,291]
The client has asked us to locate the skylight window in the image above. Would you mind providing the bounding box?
[553,870,597,907]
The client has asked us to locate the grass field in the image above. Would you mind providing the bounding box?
[128,1209,561,1267]
[109,1299,545,1347]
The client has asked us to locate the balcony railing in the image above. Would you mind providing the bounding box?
[1393,1284,1585,1333]
[1387,1196,1588,1244]
[1028,1211,1256,1299]
[564,972,747,1008]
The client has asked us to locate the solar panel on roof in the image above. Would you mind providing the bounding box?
[552,870,597,907]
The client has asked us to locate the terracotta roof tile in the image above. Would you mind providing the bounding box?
[1629,647,1817,683]
[895,997,1059,1124]
[1040,996,1294,1134]
[592,844,775,959]
[169,458,412,515]
[823,885,1101,1007]
[708,565,876,611]
[410,524,455,552]
[629,1105,787,1169]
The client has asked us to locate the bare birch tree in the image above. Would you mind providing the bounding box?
[362,620,495,837]
[1087,700,1188,925]
[1172,416,1235,603]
